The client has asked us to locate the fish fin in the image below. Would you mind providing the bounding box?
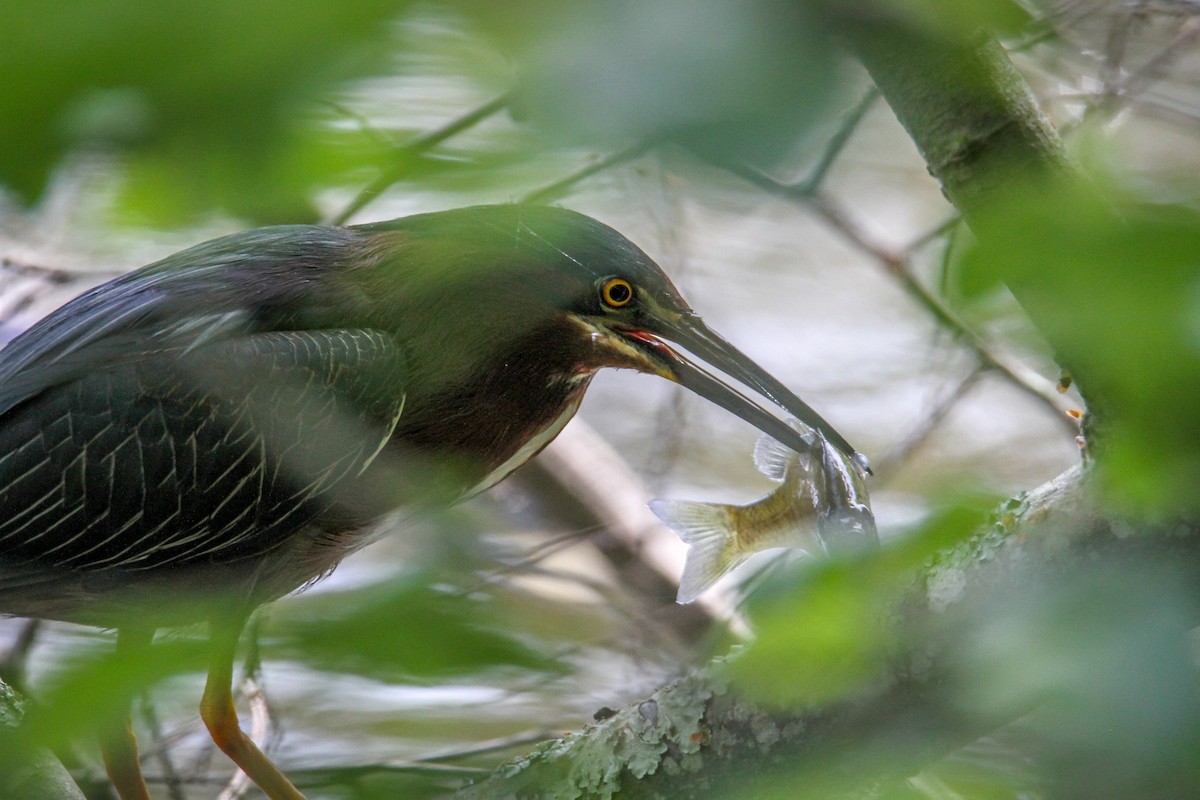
[752,435,793,481]
[649,499,745,604]
[753,424,818,481]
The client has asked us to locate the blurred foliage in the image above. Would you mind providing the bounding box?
[722,511,1200,800]
[1,0,405,222]
[962,180,1200,513]
[816,0,1036,39]
[468,0,841,165]
[726,501,992,707]
[3,1,1200,799]
[0,634,206,763]
[948,556,1200,797]
[265,574,556,682]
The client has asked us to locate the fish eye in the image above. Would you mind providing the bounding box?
[600,277,634,309]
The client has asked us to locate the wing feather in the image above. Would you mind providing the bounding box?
[0,228,407,586]
[0,224,365,418]
[0,328,406,578]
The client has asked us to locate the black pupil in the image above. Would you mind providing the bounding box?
[607,282,631,304]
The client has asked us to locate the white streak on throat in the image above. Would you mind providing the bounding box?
[462,395,583,501]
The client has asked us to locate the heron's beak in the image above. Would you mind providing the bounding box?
[619,313,870,474]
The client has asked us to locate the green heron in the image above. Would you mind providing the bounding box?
[0,204,864,799]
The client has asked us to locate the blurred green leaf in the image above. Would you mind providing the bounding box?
[821,0,1036,39]
[266,576,555,681]
[470,0,841,165]
[910,731,1052,800]
[6,635,206,756]
[115,125,400,225]
[727,501,991,706]
[1,0,405,220]
[962,181,1200,512]
[945,552,1200,798]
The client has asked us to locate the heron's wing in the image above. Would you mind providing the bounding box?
[0,327,407,578]
[0,224,362,418]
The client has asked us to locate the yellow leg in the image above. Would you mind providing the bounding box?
[100,715,152,800]
[100,628,153,800]
[200,618,305,800]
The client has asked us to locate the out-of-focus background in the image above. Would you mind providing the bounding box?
[2,1,1198,798]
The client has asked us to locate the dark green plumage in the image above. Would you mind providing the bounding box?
[0,206,688,624]
[0,203,863,800]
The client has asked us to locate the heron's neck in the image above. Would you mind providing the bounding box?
[390,325,593,501]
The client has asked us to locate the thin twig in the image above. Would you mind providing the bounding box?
[418,729,561,763]
[934,216,965,301]
[1099,4,1139,104]
[0,618,41,691]
[906,214,963,255]
[137,692,188,800]
[474,559,685,655]
[708,159,1073,433]
[1059,90,1200,128]
[871,366,988,478]
[289,760,491,790]
[0,257,105,282]
[135,716,204,760]
[471,526,612,596]
[496,524,607,571]
[321,100,397,150]
[809,190,1072,430]
[1075,5,1199,128]
[330,93,511,225]
[1119,16,1200,97]
[644,385,689,489]
[797,87,880,195]
[519,140,657,205]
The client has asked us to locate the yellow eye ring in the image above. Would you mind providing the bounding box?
[601,277,634,308]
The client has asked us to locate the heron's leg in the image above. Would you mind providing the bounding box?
[100,627,153,800]
[200,616,305,800]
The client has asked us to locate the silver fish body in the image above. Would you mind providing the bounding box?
[650,426,875,603]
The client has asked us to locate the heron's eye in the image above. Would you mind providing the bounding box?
[600,277,634,309]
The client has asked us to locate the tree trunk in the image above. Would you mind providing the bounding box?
[456,10,1200,798]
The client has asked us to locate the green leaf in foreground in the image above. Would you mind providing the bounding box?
[962,182,1200,513]
[0,0,404,219]
[265,575,556,682]
[727,502,991,707]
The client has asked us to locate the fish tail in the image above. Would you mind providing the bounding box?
[648,500,744,604]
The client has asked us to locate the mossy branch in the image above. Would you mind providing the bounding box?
[458,465,1200,798]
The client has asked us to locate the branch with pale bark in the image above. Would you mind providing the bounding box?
[458,465,1200,799]
[455,8,1200,799]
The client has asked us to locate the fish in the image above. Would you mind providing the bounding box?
[649,424,876,603]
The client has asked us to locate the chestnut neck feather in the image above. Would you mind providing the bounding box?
[384,315,593,501]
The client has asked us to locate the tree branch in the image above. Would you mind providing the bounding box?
[0,681,87,800]
[458,466,1200,799]
[453,11,1200,797]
